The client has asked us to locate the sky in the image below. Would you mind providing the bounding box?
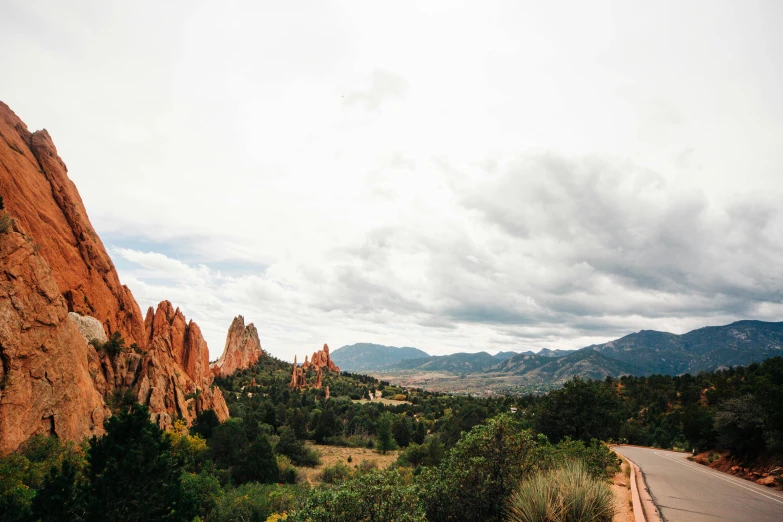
[2,1,782,362]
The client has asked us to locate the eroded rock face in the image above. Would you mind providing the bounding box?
[210,315,264,378]
[0,225,107,453]
[138,301,229,428]
[307,344,340,373]
[0,102,229,452]
[0,101,145,347]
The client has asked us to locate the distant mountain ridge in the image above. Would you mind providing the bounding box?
[588,320,783,375]
[335,320,783,388]
[331,343,430,371]
[387,351,500,373]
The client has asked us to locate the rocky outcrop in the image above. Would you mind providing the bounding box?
[0,102,145,347]
[68,312,107,344]
[290,356,307,389]
[303,344,340,373]
[0,223,107,453]
[137,301,229,427]
[0,101,229,452]
[289,345,337,391]
[314,366,323,389]
[210,316,264,378]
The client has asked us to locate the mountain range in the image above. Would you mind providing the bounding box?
[333,320,783,388]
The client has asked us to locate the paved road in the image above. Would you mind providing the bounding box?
[613,446,783,522]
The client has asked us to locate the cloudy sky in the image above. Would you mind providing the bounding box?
[2,1,782,361]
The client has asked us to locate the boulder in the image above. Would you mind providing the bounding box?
[68,312,108,344]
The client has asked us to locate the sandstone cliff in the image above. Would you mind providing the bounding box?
[210,315,264,378]
[0,102,228,452]
[0,222,107,454]
[0,102,145,347]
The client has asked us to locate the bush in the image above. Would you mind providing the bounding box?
[180,469,222,518]
[91,332,126,357]
[208,483,301,522]
[397,437,446,468]
[277,426,320,467]
[277,455,299,484]
[506,461,614,522]
[292,470,425,522]
[356,459,377,475]
[0,212,12,234]
[318,461,353,484]
[416,414,534,522]
[527,437,619,479]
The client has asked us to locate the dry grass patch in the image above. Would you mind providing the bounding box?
[296,441,400,484]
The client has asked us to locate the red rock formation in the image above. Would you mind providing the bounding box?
[314,366,323,389]
[302,355,310,371]
[210,316,264,378]
[0,101,229,451]
[85,301,229,430]
[289,356,307,389]
[0,223,107,453]
[0,102,145,347]
[308,344,340,373]
[137,301,229,427]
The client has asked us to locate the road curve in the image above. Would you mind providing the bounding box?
[613,446,783,522]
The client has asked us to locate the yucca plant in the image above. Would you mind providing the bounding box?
[507,460,614,522]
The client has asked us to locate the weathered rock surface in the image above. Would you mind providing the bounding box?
[0,101,145,347]
[0,224,107,453]
[210,315,264,378]
[87,301,229,429]
[304,344,340,373]
[290,356,307,389]
[68,312,108,344]
[0,101,229,452]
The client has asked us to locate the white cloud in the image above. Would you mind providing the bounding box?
[2,0,782,361]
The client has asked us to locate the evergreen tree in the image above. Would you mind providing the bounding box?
[85,404,194,522]
[236,434,278,484]
[33,460,87,522]
[376,413,396,454]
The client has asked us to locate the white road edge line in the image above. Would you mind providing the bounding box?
[652,451,783,506]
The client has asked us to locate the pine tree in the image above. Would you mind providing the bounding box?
[85,404,193,522]
[376,413,397,454]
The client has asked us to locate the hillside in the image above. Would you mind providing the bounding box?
[589,320,783,375]
[374,320,783,394]
[386,351,500,373]
[331,343,430,371]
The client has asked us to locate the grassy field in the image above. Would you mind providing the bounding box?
[296,441,401,484]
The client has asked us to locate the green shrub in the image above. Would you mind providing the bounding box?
[356,459,377,475]
[506,460,614,522]
[527,437,619,479]
[397,437,446,467]
[277,455,299,484]
[292,469,425,522]
[416,414,534,522]
[208,483,302,522]
[0,211,12,234]
[91,332,126,357]
[180,469,222,519]
[318,461,353,484]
